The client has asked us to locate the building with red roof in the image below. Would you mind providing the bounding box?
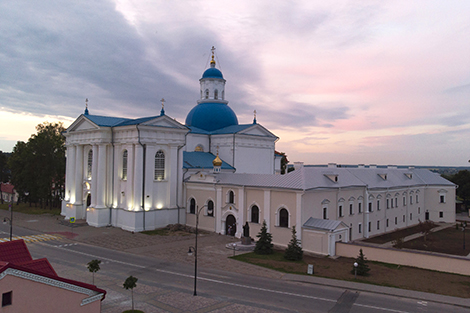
[0,183,18,204]
[0,240,105,312]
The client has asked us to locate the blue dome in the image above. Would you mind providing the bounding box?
[186,102,238,131]
[202,68,224,79]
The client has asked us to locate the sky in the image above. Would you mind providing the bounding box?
[1,0,469,166]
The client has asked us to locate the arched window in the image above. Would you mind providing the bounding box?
[154,150,165,180]
[228,190,234,204]
[87,150,93,179]
[190,198,196,214]
[279,208,289,227]
[222,90,225,100]
[251,205,259,223]
[207,200,214,217]
[122,150,128,180]
[205,89,209,99]
[214,89,218,99]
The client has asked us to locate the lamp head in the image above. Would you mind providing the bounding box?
[188,247,193,256]
[354,262,358,268]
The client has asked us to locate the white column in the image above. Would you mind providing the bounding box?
[215,186,222,234]
[264,190,271,232]
[126,145,135,210]
[168,145,178,208]
[113,145,120,208]
[73,145,84,205]
[296,192,302,242]
[133,144,143,210]
[90,145,99,207]
[96,144,107,208]
[65,145,76,202]
[144,145,155,209]
[237,186,245,237]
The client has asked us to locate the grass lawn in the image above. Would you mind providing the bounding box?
[363,224,438,244]
[400,227,470,256]
[0,203,61,215]
[233,250,470,298]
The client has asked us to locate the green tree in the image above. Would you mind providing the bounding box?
[123,275,138,312]
[284,225,303,261]
[352,249,370,276]
[8,122,65,208]
[87,259,101,285]
[443,170,470,208]
[255,220,273,255]
[0,151,10,183]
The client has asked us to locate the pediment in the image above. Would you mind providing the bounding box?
[238,124,277,138]
[142,115,187,129]
[66,115,99,133]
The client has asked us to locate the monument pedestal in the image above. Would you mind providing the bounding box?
[241,237,251,245]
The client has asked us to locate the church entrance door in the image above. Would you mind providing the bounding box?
[226,215,236,236]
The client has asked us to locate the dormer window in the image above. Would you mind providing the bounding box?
[324,174,338,182]
[378,173,387,180]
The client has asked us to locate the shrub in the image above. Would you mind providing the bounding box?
[284,226,303,261]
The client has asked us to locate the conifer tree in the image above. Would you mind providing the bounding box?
[284,226,303,261]
[352,249,370,276]
[255,220,273,255]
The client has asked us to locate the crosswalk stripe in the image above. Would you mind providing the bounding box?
[0,234,63,243]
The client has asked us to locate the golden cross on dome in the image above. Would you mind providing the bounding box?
[85,98,88,109]
[254,110,257,119]
[161,98,165,110]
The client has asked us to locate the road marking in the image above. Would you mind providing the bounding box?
[47,243,416,312]
[0,234,62,243]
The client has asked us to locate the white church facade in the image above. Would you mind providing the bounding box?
[62,50,456,255]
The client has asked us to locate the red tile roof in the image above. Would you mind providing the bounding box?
[0,240,106,299]
[0,183,15,194]
[0,239,33,264]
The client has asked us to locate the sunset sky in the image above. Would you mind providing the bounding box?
[1,0,469,166]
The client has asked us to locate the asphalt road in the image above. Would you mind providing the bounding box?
[1,222,470,312]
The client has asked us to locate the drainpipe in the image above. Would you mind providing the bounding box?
[232,134,236,168]
[137,125,146,231]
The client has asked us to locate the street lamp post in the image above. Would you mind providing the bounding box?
[188,205,206,296]
[3,204,13,241]
[354,262,358,279]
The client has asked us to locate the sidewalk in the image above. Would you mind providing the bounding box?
[2,210,470,311]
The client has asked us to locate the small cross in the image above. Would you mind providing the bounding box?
[161,98,165,110]
[86,98,88,108]
[254,110,257,119]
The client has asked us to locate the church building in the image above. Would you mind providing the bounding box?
[62,49,456,256]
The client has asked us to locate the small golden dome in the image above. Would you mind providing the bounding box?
[212,153,222,167]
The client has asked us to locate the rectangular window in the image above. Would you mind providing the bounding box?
[358,203,362,213]
[339,205,343,217]
[403,197,406,206]
[418,207,421,214]
[416,194,419,203]
[358,223,362,233]
[349,204,353,215]
[323,207,328,220]
[368,202,372,212]
[368,222,371,232]
[440,195,445,203]
[377,200,380,211]
[377,220,380,230]
[387,199,390,209]
[395,198,398,207]
[403,215,405,222]
[386,219,389,227]
[439,211,444,218]
[395,217,397,225]
[410,213,412,221]
[410,196,413,205]
[2,291,12,307]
